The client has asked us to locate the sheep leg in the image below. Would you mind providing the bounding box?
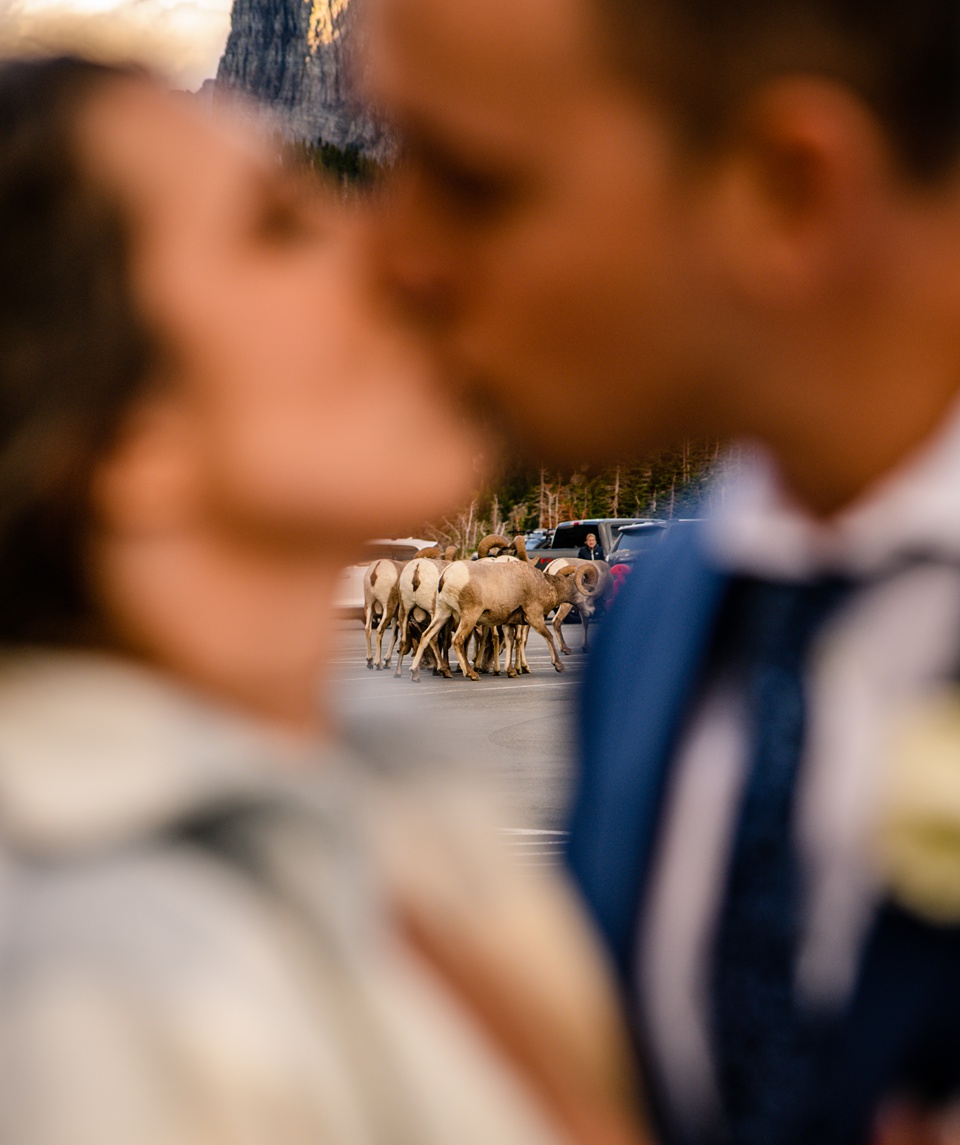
[552,603,574,655]
[428,630,446,675]
[428,617,452,678]
[373,609,385,668]
[394,605,410,678]
[476,626,495,673]
[516,625,531,674]
[526,611,565,673]
[475,627,497,675]
[375,599,397,669]
[581,614,591,653]
[437,621,453,678]
[451,612,482,681]
[382,614,400,668]
[504,625,518,678]
[409,604,452,682]
[363,602,376,668]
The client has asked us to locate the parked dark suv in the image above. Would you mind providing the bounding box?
[607,519,702,566]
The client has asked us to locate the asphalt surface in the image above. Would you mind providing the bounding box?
[329,618,587,845]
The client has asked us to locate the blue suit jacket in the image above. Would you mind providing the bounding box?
[566,526,960,1145]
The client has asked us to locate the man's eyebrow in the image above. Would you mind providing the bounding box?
[396,111,510,176]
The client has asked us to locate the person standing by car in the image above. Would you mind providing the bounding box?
[578,534,605,562]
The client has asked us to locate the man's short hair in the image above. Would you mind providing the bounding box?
[600,0,960,178]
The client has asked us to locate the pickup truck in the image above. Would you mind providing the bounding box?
[532,518,661,569]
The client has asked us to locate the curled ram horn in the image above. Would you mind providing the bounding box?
[575,562,601,594]
[444,545,458,562]
[413,546,444,559]
[511,535,529,562]
[554,565,577,577]
[477,533,511,559]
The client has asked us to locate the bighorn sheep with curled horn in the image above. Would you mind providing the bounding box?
[410,556,599,680]
[363,546,449,670]
[541,557,612,653]
[446,533,523,676]
[473,534,534,675]
[469,535,510,675]
[394,544,458,678]
[474,533,514,560]
[404,532,516,681]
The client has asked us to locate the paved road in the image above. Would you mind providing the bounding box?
[330,619,587,842]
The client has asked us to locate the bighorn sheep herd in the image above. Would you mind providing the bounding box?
[362,534,613,682]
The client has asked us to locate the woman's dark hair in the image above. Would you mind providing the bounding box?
[601,0,960,179]
[0,55,155,644]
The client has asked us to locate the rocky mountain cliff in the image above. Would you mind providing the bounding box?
[216,0,390,158]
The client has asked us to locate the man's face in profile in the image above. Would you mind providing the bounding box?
[363,0,719,466]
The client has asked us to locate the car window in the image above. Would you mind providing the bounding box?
[551,525,598,548]
[612,526,669,554]
[551,521,649,548]
[361,542,421,562]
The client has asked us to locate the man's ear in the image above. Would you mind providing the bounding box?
[705,77,893,306]
[89,392,201,536]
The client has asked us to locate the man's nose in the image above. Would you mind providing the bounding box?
[363,187,459,331]
[387,255,457,330]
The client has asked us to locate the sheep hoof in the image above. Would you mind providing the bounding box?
[411,669,420,683]
[521,666,531,674]
[468,673,480,682]
[561,648,570,656]
[507,669,517,678]
[554,662,565,673]
[366,660,374,670]
[441,670,452,679]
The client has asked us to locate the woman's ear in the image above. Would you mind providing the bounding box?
[89,391,202,536]
[704,76,892,307]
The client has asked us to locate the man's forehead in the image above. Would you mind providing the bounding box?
[364,0,603,142]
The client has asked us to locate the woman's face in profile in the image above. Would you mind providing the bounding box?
[77,80,480,553]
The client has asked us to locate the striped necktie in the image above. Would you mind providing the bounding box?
[711,575,853,1145]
